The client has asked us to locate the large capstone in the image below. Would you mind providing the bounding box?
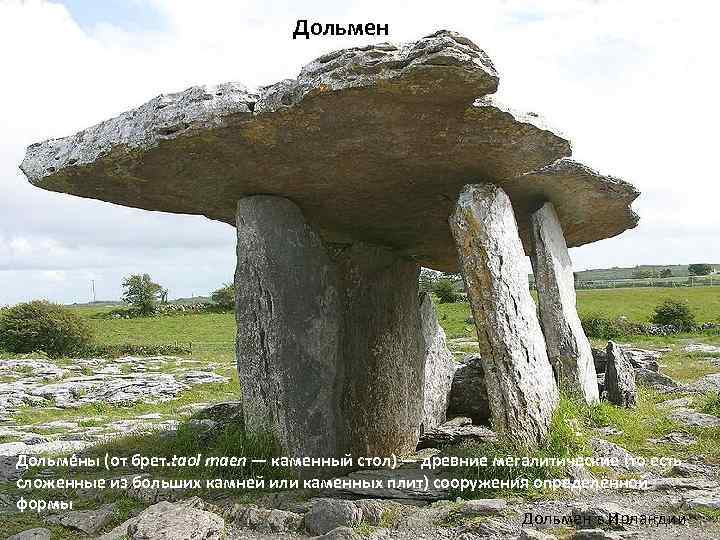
[235,196,424,459]
[604,341,637,408]
[419,292,456,431]
[531,201,599,404]
[20,31,638,272]
[449,184,559,446]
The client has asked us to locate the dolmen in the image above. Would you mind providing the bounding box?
[20,30,639,460]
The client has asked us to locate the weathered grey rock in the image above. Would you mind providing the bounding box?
[647,431,696,446]
[570,502,639,530]
[520,529,557,540]
[97,517,139,540]
[7,529,51,540]
[453,498,507,517]
[604,342,637,408]
[235,195,342,460]
[633,368,677,389]
[667,408,720,428]
[449,184,559,446]
[590,438,643,472]
[334,243,425,457]
[640,477,720,491]
[192,401,243,425]
[671,488,720,512]
[592,347,608,373]
[460,517,516,537]
[571,530,638,540]
[447,354,491,424]
[20,32,638,273]
[353,499,405,526]
[326,467,450,501]
[419,292,456,431]
[686,373,720,393]
[127,500,224,540]
[310,526,361,540]
[530,201,599,404]
[683,343,720,354]
[304,499,362,535]
[233,505,303,533]
[417,416,497,449]
[622,347,661,372]
[45,503,116,534]
[657,397,693,409]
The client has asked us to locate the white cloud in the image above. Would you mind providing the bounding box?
[0,0,718,303]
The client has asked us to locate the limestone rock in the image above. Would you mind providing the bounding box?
[520,529,558,540]
[571,530,638,540]
[570,502,639,530]
[192,401,244,425]
[452,498,507,516]
[590,438,643,472]
[7,529,51,540]
[97,517,139,540]
[233,505,303,533]
[460,517,516,537]
[20,32,638,273]
[633,367,677,389]
[45,503,116,534]
[687,373,720,393]
[449,183,559,446]
[447,354,491,424]
[304,499,362,535]
[622,347,661,372]
[326,467,450,501]
[419,292,456,431]
[604,342,637,408]
[671,488,720,512]
[530,201,599,404]
[310,527,362,540]
[592,347,608,373]
[235,195,342,460]
[127,500,224,540]
[667,408,720,428]
[417,416,497,449]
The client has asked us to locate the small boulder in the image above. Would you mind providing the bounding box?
[571,530,639,539]
[234,505,303,533]
[520,529,558,540]
[7,529,51,540]
[604,342,637,408]
[571,502,639,530]
[622,347,661,372]
[633,368,677,390]
[304,499,362,535]
[447,354,491,424]
[192,400,244,425]
[590,438,643,472]
[127,500,224,540]
[45,503,116,535]
[310,526,361,540]
[417,416,496,449]
[667,408,720,428]
[453,498,507,517]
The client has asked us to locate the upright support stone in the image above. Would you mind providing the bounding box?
[530,202,599,404]
[419,292,456,432]
[334,244,424,457]
[235,196,342,458]
[449,184,559,447]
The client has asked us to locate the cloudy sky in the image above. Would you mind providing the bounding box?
[1,0,718,305]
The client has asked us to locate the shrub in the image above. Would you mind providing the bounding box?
[580,313,623,339]
[0,300,93,357]
[211,283,235,311]
[434,278,459,303]
[651,299,696,331]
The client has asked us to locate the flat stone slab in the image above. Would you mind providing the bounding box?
[20,30,638,271]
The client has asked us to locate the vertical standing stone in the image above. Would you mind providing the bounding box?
[531,202,599,404]
[235,195,342,458]
[419,292,457,432]
[449,184,559,447]
[604,341,637,408]
[334,244,425,457]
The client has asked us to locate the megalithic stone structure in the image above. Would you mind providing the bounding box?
[449,184,559,447]
[235,195,424,459]
[19,30,641,461]
[530,202,600,404]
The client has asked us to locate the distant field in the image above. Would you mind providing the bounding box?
[69,285,719,347]
[574,263,718,280]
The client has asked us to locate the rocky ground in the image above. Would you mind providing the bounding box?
[2,341,720,539]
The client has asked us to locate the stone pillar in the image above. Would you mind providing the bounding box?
[334,244,425,457]
[530,202,599,404]
[235,196,342,459]
[449,184,559,447]
[419,292,456,432]
[235,196,425,460]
